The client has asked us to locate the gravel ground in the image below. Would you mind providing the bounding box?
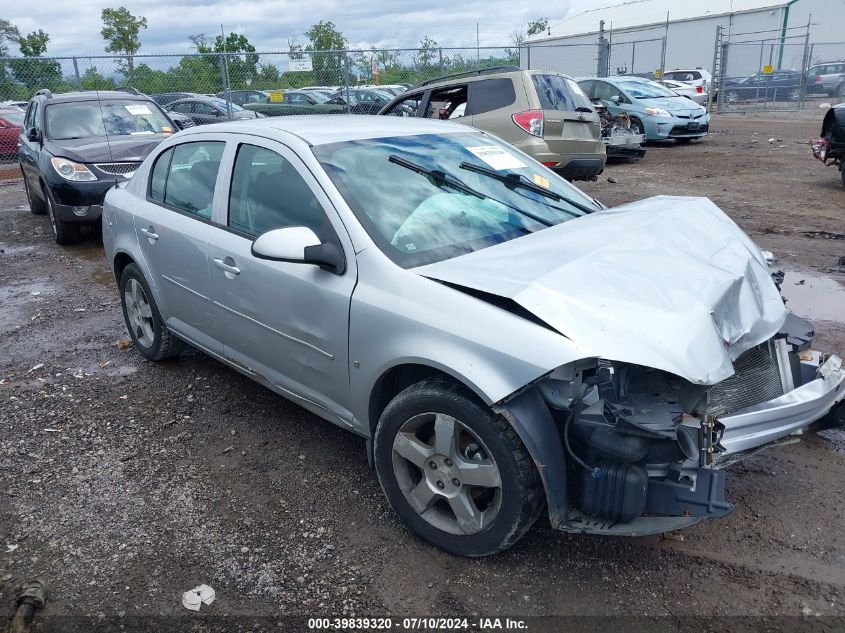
[1,113,844,632]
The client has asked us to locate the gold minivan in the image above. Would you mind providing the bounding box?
[378,66,606,180]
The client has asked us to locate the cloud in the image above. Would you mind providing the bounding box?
[6,0,578,57]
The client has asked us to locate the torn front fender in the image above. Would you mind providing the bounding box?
[495,386,567,528]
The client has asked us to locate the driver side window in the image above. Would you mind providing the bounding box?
[228,144,329,240]
[594,82,624,103]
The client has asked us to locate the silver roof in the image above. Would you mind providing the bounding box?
[176,115,473,146]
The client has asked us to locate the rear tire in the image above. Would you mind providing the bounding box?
[837,84,845,99]
[22,174,46,215]
[374,379,544,557]
[119,263,184,361]
[43,185,81,245]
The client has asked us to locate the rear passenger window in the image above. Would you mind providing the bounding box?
[467,79,516,115]
[150,141,224,219]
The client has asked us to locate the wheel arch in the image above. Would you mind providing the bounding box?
[366,362,569,529]
[113,251,136,284]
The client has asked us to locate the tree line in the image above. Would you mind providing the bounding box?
[0,11,549,100]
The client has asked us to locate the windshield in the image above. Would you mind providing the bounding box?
[45,100,173,140]
[313,132,600,268]
[302,91,329,103]
[0,110,24,125]
[209,98,244,111]
[617,80,678,98]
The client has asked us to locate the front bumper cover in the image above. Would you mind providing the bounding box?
[718,354,845,456]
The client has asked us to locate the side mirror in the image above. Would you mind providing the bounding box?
[170,118,186,131]
[26,127,41,142]
[610,95,621,104]
[251,226,345,274]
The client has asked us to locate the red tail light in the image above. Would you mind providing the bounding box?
[512,110,544,137]
[696,85,703,93]
[814,75,822,83]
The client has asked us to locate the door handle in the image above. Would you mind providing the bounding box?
[140,226,159,243]
[213,257,240,276]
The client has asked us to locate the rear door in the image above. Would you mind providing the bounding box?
[132,137,227,354]
[531,74,602,156]
[19,101,40,189]
[466,78,518,138]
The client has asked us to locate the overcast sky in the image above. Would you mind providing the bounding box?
[4,0,615,57]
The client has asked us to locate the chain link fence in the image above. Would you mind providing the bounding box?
[714,24,845,113]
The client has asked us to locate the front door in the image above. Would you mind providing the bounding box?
[206,138,357,424]
[133,137,227,354]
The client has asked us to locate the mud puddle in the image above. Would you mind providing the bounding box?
[0,281,55,334]
[780,271,845,323]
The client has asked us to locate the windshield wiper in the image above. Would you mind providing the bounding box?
[389,155,484,199]
[459,161,596,216]
[389,154,553,227]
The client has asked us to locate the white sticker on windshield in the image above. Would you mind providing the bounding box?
[466,145,526,171]
[125,104,152,115]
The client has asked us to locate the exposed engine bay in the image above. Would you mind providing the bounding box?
[535,312,843,533]
[594,101,646,160]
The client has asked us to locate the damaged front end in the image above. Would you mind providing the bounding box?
[516,315,844,536]
[595,102,646,160]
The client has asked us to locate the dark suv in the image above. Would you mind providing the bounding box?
[18,89,176,244]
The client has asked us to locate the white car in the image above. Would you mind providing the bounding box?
[662,78,709,105]
[663,68,713,92]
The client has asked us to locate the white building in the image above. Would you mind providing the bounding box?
[522,0,845,78]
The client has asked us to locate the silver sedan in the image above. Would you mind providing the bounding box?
[103,116,844,556]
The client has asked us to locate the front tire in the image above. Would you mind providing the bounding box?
[22,173,46,215]
[43,185,81,245]
[119,263,184,361]
[374,379,544,556]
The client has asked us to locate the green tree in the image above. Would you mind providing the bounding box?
[305,21,347,86]
[194,32,259,88]
[80,66,116,91]
[413,36,440,79]
[0,19,21,96]
[527,18,549,37]
[10,29,62,93]
[101,7,148,74]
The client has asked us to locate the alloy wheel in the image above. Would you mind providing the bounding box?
[124,278,155,348]
[391,412,502,536]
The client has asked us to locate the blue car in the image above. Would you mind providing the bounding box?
[578,76,710,143]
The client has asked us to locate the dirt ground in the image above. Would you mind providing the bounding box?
[1,114,844,632]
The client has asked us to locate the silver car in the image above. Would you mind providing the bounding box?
[103,116,845,556]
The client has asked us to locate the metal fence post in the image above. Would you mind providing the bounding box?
[659,35,667,78]
[717,41,729,112]
[597,20,609,78]
[72,56,81,88]
[343,52,350,114]
[631,41,636,75]
[439,48,444,75]
[798,21,811,110]
[707,25,721,112]
[526,45,531,70]
[219,53,232,120]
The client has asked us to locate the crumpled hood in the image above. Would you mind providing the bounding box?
[417,196,787,385]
